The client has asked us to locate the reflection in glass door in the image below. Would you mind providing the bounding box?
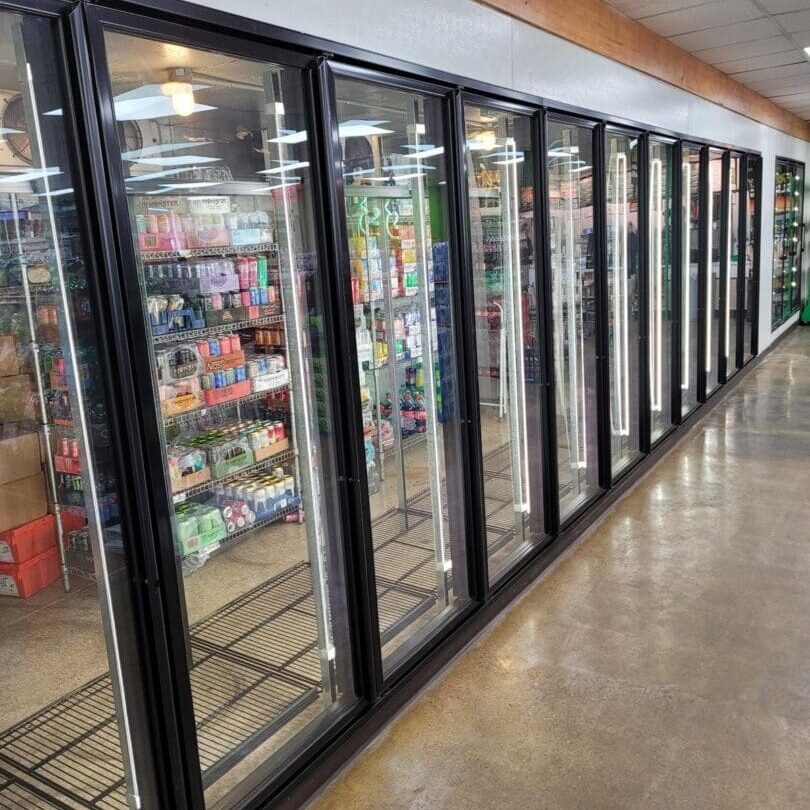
[0,11,155,810]
[648,139,674,442]
[605,131,641,475]
[463,103,544,583]
[334,75,468,671]
[101,30,356,806]
[681,146,701,415]
[726,155,741,378]
[771,159,804,328]
[547,119,600,521]
[741,157,759,365]
[705,148,723,397]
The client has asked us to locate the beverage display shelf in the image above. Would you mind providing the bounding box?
[153,313,285,346]
[0,284,56,303]
[137,242,278,263]
[172,448,295,503]
[163,382,290,428]
[183,498,302,574]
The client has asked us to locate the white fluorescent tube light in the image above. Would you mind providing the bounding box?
[403,144,444,158]
[0,167,61,183]
[126,167,195,183]
[131,155,220,166]
[269,129,308,144]
[339,120,394,138]
[368,172,425,181]
[121,141,213,160]
[257,161,310,174]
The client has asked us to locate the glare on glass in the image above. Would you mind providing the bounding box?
[463,103,544,583]
[103,30,356,807]
[547,120,600,520]
[681,147,701,416]
[335,77,469,672]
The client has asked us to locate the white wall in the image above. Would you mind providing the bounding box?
[196,0,810,346]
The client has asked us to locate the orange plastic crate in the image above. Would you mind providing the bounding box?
[0,547,61,598]
[0,512,85,565]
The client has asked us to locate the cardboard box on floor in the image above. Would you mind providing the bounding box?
[0,432,42,487]
[0,335,18,377]
[0,474,47,534]
[0,373,35,423]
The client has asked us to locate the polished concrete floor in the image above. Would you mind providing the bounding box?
[310,327,810,810]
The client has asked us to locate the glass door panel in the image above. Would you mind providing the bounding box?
[605,131,641,475]
[547,120,600,521]
[334,76,468,671]
[648,140,674,442]
[102,30,355,806]
[681,147,701,415]
[771,159,804,328]
[742,157,758,364]
[726,155,741,377]
[0,11,155,810]
[462,103,543,583]
[705,148,723,396]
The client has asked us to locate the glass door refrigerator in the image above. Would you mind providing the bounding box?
[460,99,545,584]
[704,148,724,398]
[648,138,675,442]
[546,117,601,522]
[772,158,804,328]
[681,145,701,416]
[605,128,642,476]
[91,18,357,808]
[741,155,760,365]
[329,69,469,674]
[725,154,741,380]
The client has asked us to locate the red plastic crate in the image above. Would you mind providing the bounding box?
[0,512,85,565]
[0,547,61,598]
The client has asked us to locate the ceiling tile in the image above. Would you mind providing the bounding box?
[715,50,802,73]
[607,0,708,18]
[788,28,810,48]
[746,73,810,93]
[768,92,810,104]
[669,18,780,51]
[692,34,795,63]
[756,0,810,11]
[772,9,810,32]
[731,61,810,82]
[639,1,763,37]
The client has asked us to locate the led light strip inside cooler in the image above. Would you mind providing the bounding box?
[725,172,733,360]
[682,159,691,391]
[649,157,663,413]
[706,163,714,376]
[502,136,530,514]
[610,150,630,437]
[564,144,587,470]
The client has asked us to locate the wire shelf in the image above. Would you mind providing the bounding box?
[138,243,278,263]
[163,382,289,428]
[153,313,285,346]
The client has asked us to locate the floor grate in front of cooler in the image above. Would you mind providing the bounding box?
[0,563,321,809]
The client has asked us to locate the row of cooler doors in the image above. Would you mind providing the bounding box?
[0,4,771,810]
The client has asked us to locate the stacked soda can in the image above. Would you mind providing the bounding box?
[213,465,296,521]
[196,333,241,358]
[199,364,249,390]
[246,354,285,379]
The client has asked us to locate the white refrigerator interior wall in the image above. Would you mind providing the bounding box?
[195,0,810,345]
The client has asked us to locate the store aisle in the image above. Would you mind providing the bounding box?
[309,328,810,810]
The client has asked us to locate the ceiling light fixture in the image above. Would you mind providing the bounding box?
[162,68,196,117]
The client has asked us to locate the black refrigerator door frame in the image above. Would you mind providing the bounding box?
[602,124,646,487]
[697,144,710,404]
[730,150,746,373]
[454,91,554,594]
[544,112,605,530]
[2,1,177,807]
[749,154,763,359]
[77,6,378,809]
[647,135,680,448]
[324,59,484,687]
[718,150,731,385]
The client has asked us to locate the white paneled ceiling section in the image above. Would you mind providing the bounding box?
[606,0,810,120]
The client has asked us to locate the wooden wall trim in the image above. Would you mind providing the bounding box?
[479,0,810,142]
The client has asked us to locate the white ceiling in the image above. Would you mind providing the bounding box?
[605,0,810,120]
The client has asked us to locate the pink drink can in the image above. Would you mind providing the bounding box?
[229,334,241,353]
[218,336,231,355]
